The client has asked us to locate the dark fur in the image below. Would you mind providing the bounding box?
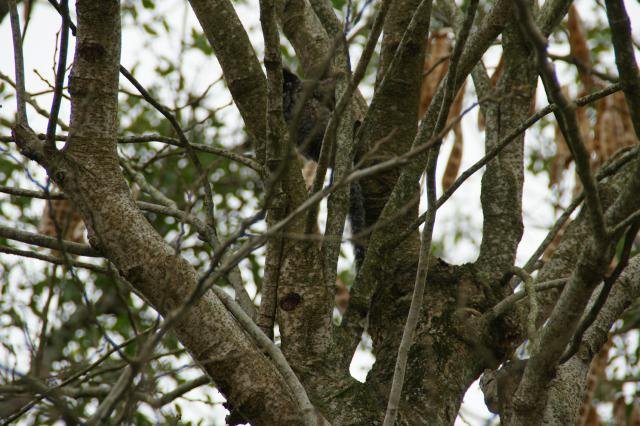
[282,68,366,268]
[282,68,334,161]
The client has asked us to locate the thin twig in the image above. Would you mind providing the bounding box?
[383,1,477,424]
[0,185,65,199]
[410,83,622,232]
[45,0,70,148]
[0,224,100,256]
[0,245,107,272]
[321,0,392,289]
[488,278,569,319]
[604,0,640,139]
[0,71,69,130]
[559,222,640,363]
[611,208,640,236]
[514,0,608,244]
[31,275,58,377]
[47,0,218,232]
[8,0,27,124]
[511,266,539,351]
[150,375,211,408]
[547,53,618,84]
[2,132,262,172]
[212,286,317,424]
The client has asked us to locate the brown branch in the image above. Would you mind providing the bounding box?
[119,134,263,172]
[187,0,267,161]
[45,0,69,148]
[0,185,65,199]
[383,2,477,424]
[7,0,27,124]
[0,225,100,256]
[514,0,607,244]
[212,286,318,424]
[0,72,69,130]
[488,278,569,319]
[560,222,640,363]
[604,0,640,139]
[548,53,618,84]
[151,375,211,408]
[0,245,106,272]
[321,0,391,288]
[2,133,263,172]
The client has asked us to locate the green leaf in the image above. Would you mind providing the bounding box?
[331,0,347,10]
[142,23,158,36]
[191,29,213,55]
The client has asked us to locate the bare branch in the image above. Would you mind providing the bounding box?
[604,0,640,139]
[0,71,69,130]
[45,0,69,148]
[0,185,65,199]
[212,286,318,424]
[150,375,211,408]
[85,365,135,425]
[511,266,540,351]
[489,278,569,319]
[322,0,391,286]
[384,2,477,424]
[560,222,640,363]
[7,0,27,124]
[514,0,607,244]
[118,134,263,172]
[2,132,263,172]
[0,225,100,256]
[0,245,106,272]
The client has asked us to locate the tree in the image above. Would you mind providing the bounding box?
[1,0,639,424]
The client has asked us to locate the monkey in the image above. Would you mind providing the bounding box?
[281,68,366,269]
[282,67,334,161]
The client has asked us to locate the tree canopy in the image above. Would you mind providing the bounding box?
[1,0,640,425]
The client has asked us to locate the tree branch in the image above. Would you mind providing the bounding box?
[0,225,100,256]
[0,245,106,271]
[7,0,27,124]
[45,0,69,148]
[383,3,477,424]
[514,0,607,244]
[212,286,318,424]
[604,0,640,139]
[187,0,267,162]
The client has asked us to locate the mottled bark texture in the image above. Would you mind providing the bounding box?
[11,0,640,424]
[188,0,268,162]
[17,1,302,424]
